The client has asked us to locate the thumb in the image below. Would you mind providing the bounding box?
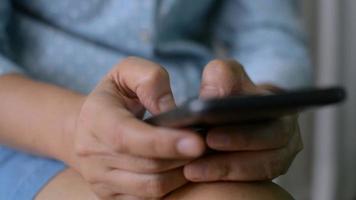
[108,57,176,115]
[200,59,260,99]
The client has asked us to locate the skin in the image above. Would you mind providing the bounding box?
[0,57,302,199]
[35,168,294,200]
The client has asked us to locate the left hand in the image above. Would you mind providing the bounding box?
[183,59,303,182]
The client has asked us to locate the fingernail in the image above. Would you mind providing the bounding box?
[200,86,220,98]
[177,138,201,157]
[158,94,175,112]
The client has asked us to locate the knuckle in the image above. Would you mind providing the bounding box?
[263,158,283,180]
[207,59,232,73]
[91,182,113,199]
[87,174,105,186]
[146,67,169,84]
[149,135,170,158]
[118,56,139,67]
[217,163,232,180]
[74,132,97,158]
[74,142,92,157]
[263,167,279,180]
[144,176,168,198]
[143,136,160,156]
[112,124,128,153]
[207,59,243,73]
[141,159,166,173]
[111,56,139,75]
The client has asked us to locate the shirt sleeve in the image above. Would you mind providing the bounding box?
[0,0,24,76]
[213,0,312,89]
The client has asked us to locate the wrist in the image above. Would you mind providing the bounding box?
[56,94,86,169]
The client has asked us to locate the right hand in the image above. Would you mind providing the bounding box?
[71,57,206,199]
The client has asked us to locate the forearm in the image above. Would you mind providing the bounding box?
[0,74,84,166]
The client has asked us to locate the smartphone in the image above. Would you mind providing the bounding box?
[145,87,346,128]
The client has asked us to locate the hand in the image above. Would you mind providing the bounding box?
[183,59,303,182]
[72,57,206,199]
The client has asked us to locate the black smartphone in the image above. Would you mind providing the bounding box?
[145,87,346,128]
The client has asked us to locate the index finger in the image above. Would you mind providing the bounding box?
[116,115,206,159]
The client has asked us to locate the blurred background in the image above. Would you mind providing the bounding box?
[278,0,356,199]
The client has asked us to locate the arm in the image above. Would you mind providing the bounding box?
[213,0,312,89]
[0,0,78,161]
[0,74,84,165]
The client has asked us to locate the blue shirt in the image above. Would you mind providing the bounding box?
[0,0,311,103]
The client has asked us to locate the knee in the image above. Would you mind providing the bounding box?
[35,168,98,200]
[165,181,294,200]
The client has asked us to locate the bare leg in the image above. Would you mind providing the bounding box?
[165,182,293,200]
[35,169,98,200]
[35,168,293,200]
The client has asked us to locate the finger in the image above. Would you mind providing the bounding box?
[78,105,205,160]
[77,155,164,200]
[184,129,303,182]
[77,98,206,159]
[206,116,297,151]
[109,56,176,114]
[104,168,188,198]
[100,109,205,158]
[116,117,205,158]
[95,153,191,173]
[79,111,206,159]
[200,59,262,98]
[185,150,291,182]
